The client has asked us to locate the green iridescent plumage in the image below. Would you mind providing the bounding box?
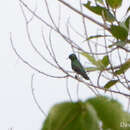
[69,54,89,80]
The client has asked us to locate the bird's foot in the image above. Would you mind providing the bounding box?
[75,75,78,79]
[75,74,81,80]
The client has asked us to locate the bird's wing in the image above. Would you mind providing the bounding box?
[72,60,86,74]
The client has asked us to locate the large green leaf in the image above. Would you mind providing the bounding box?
[87,96,128,130]
[115,59,130,75]
[104,80,118,90]
[42,96,130,130]
[110,25,128,41]
[84,1,115,22]
[122,113,130,130]
[42,102,99,130]
[105,0,122,9]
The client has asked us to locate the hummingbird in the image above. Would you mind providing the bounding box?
[69,54,89,80]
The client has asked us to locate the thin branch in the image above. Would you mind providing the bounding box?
[20,4,59,70]
[76,80,80,101]
[19,0,114,56]
[44,0,58,29]
[10,33,67,79]
[18,0,130,98]
[31,74,47,116]
[57,0,110,32]
[66,17,75,53]
[66,77,73,102]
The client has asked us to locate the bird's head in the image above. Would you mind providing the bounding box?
[69,54,77,61]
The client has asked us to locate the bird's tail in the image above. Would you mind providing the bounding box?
[82,73,89,80]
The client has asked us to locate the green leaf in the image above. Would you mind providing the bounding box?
[95,56,109,70]
[106,0,122,9]
[95,0,104,5]
[87,96,127,130]
[110,25,128,41]
[42,102,100,130]
[122,113,130,130]
[126,6,130,15]
[80,52,99,67]
[104,80,118,89]
[115,59,130,75]
[84,1,104,15]
[84,1,115,22]
[120,20,129,32]
[101,55,109,67]
[42,96,130,130]
[103,9,116,22]
[109,41,126,48]
[82,53,109,71]
[97,59,104,67]
[125,16,130,29]
[87,35,110,40]
[85,67,101,72]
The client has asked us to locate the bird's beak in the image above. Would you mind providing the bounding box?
[66,57,69,60]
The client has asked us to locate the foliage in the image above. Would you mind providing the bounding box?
[14,0,130,129]
[41,96,130,130]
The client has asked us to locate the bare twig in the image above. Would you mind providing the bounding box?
[57,0,110,31]
[31,74,47,116]
[10,33,67,79]
[16,0,130,99]
[66,77,73,102]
